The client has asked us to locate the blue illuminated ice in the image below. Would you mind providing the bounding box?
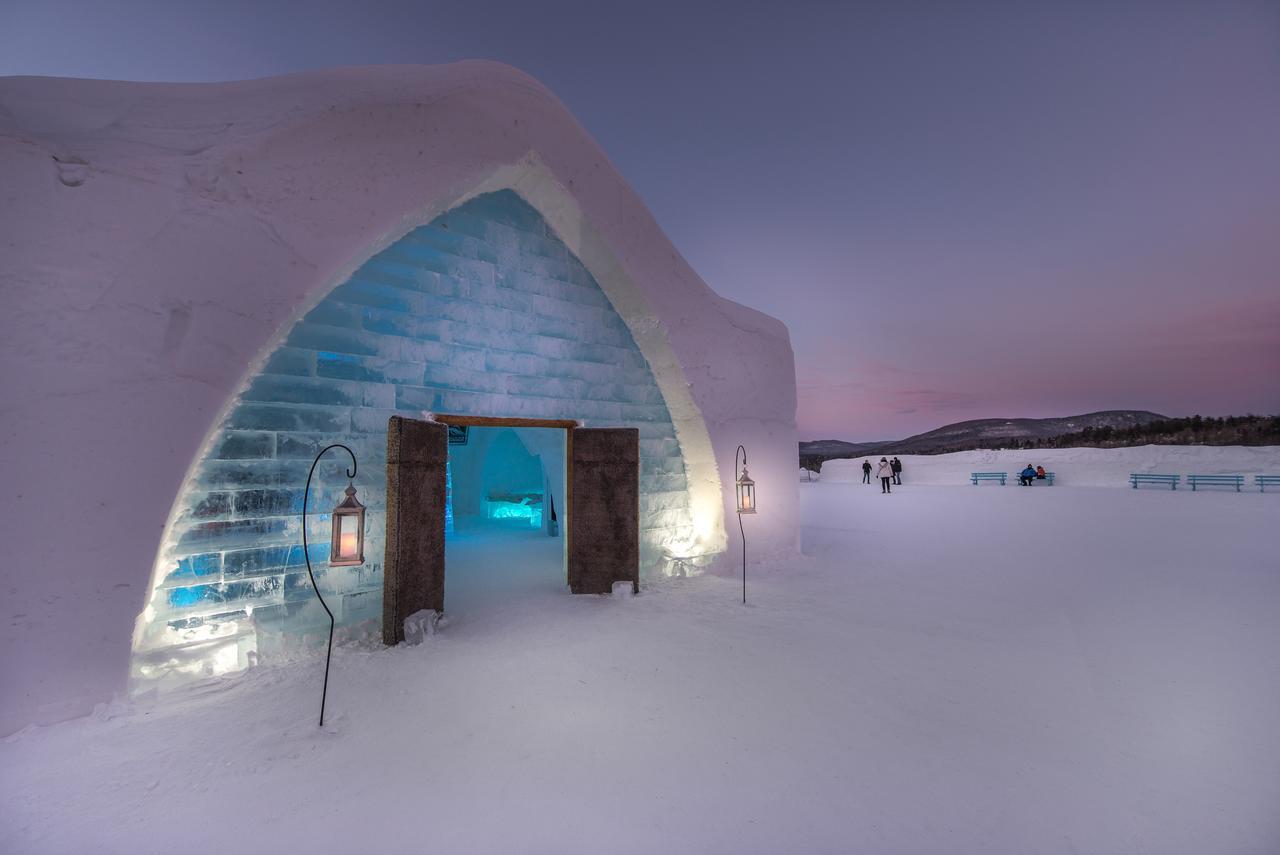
[135,191,694,682]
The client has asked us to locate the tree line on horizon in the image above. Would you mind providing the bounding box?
[1007,414,1280,451]
[800,414,1280,471]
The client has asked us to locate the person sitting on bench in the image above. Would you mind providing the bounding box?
[1035,465,1047,480]
[1019,465,1037,486]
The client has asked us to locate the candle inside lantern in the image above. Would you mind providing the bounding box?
[742,492,753,510]
[336,512,360,559]
[340,530,357,557]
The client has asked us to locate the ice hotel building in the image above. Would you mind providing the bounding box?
[0,63,798,734]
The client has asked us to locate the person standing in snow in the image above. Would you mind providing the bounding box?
[891,456,903,485]
[861,459,872,484]
[877,457,894,493]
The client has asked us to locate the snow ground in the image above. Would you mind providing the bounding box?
[821,444,1280,487]
[3,480,1279,854]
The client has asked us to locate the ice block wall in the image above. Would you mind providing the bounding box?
[132,191,694,686]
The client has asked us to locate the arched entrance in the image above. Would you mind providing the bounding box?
[132,189,702,688]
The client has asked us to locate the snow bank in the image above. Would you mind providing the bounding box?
[823,445,1280,487]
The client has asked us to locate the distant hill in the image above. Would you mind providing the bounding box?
[795,439,888,458]
[800,410,1167,466]
[879,410,1167,455]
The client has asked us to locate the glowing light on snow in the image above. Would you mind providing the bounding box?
[210,642,243,676]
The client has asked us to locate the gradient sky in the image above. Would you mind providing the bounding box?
[3,0,1277,440]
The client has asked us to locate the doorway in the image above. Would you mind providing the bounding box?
[444,422,566,619]
[382,416,640,644]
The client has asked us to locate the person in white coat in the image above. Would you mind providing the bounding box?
[876,457,894,494]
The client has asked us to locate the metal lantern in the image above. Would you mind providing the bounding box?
[736,466,756,514]
[329,481,366,566]
[734,444,755,605]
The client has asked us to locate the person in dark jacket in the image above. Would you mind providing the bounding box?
[861,459,872,484]
[1019,464,1037,486]
[891,457,903,485]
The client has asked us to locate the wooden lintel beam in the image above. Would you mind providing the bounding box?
[432,414,579,430]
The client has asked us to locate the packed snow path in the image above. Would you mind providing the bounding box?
[4,484,1278,854]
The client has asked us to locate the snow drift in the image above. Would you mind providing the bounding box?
[4,477,1277,853]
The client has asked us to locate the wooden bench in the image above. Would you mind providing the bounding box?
[971,472,1007,486]
[1186,474,1244,492]
[1130,473,1179,490]
[1257,475,1280,493]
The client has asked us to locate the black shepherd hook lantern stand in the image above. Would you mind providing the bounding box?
[302,443,363,727]
[735,444,756,604]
